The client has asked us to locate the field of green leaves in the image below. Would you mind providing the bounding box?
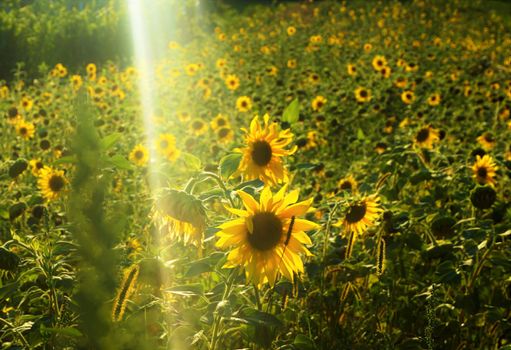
[1,0,511,349]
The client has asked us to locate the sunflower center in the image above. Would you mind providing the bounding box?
[346,203,367,223]
[160,140,169,149]
[340,181,352,191]
[134,150,144,159]
[241,101,248,108]
[477,167,487,178]
[192,121,203,130]
[251,140,272,166]
[360,90,368,98]
[416,128,430,142]
[218,127,230,138]
[247,212,283,251]
[217,118,226,126]
[49,175,65,192]
[20,127,27,135]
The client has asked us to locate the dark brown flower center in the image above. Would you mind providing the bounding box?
[340,181,353,191]
[247,212,283,251]
[251,140,272,166]
[217,118,227,127]
[416,128,430,142]
[160,140,169,149]
[20,127,27,135]
[477,167,488,178]
[192,121,203,130]
[218,127,230,138]
[134,150,144,159]
[346,203,367,223]
[49,175,65,192]
[360,90,368,98]
[241,101,248,108]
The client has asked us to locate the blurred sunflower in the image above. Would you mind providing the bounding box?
[216,186,318,286]
[156,133,176,155]
[15,120,35,140]
[217,126,234,144]
[414,126,440,149]
[211,114,230,131]
[337,175,358,193]
[372,55,387,71]
[236,114,296,185]
[236,96,252,112]
[190,119,208,136]
[287,26,296,36]
[129,144,149,167]
[337,195,382,236]
[401,90,415,104]
[355,87,371,103]
[312,95,327,111]
[347,63,357,76]
[38,167,67,201]
[225,74,240,91]
[472,155,498,186]
[427,93,441,106]
[476,132,495,150]
[29,159,44,176]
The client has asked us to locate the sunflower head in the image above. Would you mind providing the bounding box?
[216,186,319,286]
[336,195,382,236]
[154,189,207,247]
[355,87,371,103]
[129,144,149,167]
[472,155,498,187]
[414,126,440,149]
[476,132,495,150]
[236,114,297,185]
[337,175,358,193]
[37,167,67,201]
[15,120,35,140]
[236,96,252,112]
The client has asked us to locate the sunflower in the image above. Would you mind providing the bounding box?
[308,73,320,84]
[236,96,252,112]
[380,66,391,78]
[210,114,230,131]
[156,133,180,161]
[225,74,240,91]
[177,111,191,123]
[15,120,35,140]
[287,26,296,36]
[427,93,441,106]
[185,63,199,76]
[476,132,495,150]
[38,167,67,201]
[129,144,149,167]
[236,114,296,185]
[312,95,327,111]
[372,55,387,71]
[217,126,234,144]
[347,64,357,76]
[154,189,207,247]
[216,186,318,286]
[414,126,440,149]
[70,75,83,90]
[401,90,415,104]
[337,175,358,193]
[355,87,371,103]
[20,96,33,111]
[287,59,297,69]
[472,155,498,187]
[189,119,208,136]
[29,159,45,176]
[337,195,382,236]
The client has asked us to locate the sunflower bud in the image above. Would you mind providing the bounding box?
[470,185,496,210]
[154,189,207,246]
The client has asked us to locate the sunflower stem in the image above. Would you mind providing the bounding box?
[322,201,340,262]
[210,269,237,350]
[253,284,262,311]
[199,171,236,207]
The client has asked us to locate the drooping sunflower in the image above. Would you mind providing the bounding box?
[154,189,207,247]
[337,195,382,236]
[15,120,35,140]
[414,126,440,149]
[355,87,371,103]
[129,144,149,167]
[236,114,296,185]
[216,186,319,286]
[37,167,67,201]
[311,95,327,111]
[472,155,498,187]
[337,175,358,193]
[236,96,252,112]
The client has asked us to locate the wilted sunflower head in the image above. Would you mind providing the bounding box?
[472,155,498,187]
[37,167,67,201]
[336,195,383,236]
[154,189,207,247]
[236,114,297,185]
[216,186,319,286]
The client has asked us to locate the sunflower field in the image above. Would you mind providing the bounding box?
[1,0,511,349]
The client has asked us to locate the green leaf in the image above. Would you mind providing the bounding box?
[165,283,204,297]
[282,98,300,124]
[181,152,202,171]
[41,325,83,338]
[293,334,316,350]
[100,133,122,151]
[105,155,132,170]
[219,153,242,179]
[356,128,365,140]
[235,308,283,328]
